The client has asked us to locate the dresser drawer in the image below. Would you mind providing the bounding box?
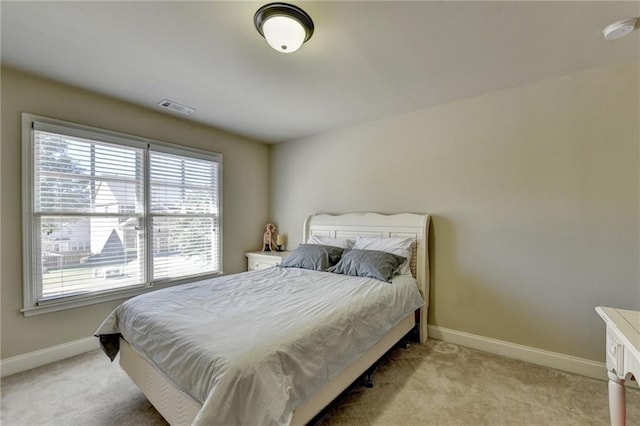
[606,330,625,374]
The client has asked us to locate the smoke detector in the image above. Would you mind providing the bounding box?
[602,18,637,40]
[157,99,195,115]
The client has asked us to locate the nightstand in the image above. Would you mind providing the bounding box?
[245,251,291,271]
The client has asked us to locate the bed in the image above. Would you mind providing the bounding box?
[96,212,431,425]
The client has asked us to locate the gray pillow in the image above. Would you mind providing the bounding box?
[327,249,406,282]
[280,244,344,271]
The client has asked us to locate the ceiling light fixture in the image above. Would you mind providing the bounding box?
[602,18,637,40]
[254,2,314,53]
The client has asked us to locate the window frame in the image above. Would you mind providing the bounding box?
[21,113,223,316]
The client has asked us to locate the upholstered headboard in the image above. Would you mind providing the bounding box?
[304,212,431,343]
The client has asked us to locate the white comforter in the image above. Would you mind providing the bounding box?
[95,267,424,426]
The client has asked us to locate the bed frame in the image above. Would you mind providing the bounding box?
[118,212,431,425]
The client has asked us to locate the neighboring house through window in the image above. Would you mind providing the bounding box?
[22,113,222,315]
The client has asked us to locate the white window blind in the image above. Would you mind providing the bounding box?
[149,150,220,280]
[34,131,145,300]
[22,114,222,314]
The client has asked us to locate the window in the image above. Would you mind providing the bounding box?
[22,113,222,315]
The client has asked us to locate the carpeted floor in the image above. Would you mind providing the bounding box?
[1,339,639,426]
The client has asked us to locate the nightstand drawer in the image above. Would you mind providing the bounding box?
[250,259,278,270]
[245,251,290,271]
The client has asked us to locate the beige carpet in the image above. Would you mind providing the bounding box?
[1,339,639,425]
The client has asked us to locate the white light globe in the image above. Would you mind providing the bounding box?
[262,15,306,53]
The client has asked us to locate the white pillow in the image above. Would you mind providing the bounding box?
[352,236,415,276]
[306,235,355,249]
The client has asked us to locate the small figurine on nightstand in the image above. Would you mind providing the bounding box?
[275,234,285,252]
[263,223,276,252]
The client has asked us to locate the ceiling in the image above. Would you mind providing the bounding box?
[2,1,639,143]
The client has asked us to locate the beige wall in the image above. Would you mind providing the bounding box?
[271,62,640,362]
[0,67,270,359]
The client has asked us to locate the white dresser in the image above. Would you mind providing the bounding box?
[245,251,290,271]
[596,306,640,426]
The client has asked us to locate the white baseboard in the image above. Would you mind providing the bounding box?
[0,336,99,378]
[427,325,608,381]
[0,326,617,384]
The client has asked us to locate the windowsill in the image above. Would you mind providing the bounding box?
[21,272,223,317]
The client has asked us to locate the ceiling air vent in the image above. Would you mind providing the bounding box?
[157,99,195,115]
